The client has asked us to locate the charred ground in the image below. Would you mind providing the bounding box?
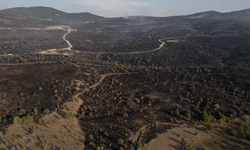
[0,8,250,150]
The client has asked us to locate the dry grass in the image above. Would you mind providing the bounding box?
[143,121,250,150]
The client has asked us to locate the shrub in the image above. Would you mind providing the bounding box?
[19,109,25,114]
[191,120,197,126]
[37,119,45,125]
[174,108,179,117]
[22,116,33,124]
[206,123,214,132]
[202,113,216,122]
[123,113,128,118]
[43,108,50,114]
[33,109,38,115]
[181,138,187,146]
[13,116,23,125]
[230,129,238,136]
[218,113,231,123]
[117,138,124,145]
[136,142,142,148]
[4,129,10,135]
[153,121,159,127]
[213,104,220,110]
[60,104,66,109]
[186,110,191,119]
[140,129,145,134]
[225,117,231,123]
[65,112,73,119]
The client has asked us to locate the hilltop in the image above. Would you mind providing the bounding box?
[186,8,250,22]
[0,12,59,28]
[0,6,106,23]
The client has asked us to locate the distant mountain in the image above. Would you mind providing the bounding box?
[0,6,106,23]
[186,9,250,22]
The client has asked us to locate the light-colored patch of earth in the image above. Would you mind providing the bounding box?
[74,80,85,91]
[84,73,91,76]
[44,26,62,30]
[166,39,179,43]
[1,41,12,44]
[143,123,222,150]
[0,98,85,150]
[38,49,58,55]
[143,121,250,150]
[145,92,164,99]
[85,39,93,44]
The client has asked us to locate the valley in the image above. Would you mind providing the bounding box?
[0,6,250,150]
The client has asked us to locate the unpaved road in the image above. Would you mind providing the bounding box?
[62,26,73,50]
[0,25,181,56]
[0,25,74,55]
[78,37,183,57]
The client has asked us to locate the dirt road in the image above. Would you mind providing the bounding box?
[78,37,183,57]
[62,26,73,50]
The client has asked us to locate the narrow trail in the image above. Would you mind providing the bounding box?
[70,65,137,149]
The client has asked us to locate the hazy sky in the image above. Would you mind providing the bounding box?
[1,0,250,17]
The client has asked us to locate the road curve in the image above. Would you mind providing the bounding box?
[77,37,181,56]
[62,26,73,50]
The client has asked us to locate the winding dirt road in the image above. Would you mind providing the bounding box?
[77,37,183,57]
[0,25,180,56]
[62,26,73,50]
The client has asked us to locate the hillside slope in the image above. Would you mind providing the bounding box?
[0,12,59,28]
[0,6,106,23]
[187,9,250,22]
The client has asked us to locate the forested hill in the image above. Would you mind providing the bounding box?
[0,12,59,28]
[186,9,250,22]
[0,6,106,23]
